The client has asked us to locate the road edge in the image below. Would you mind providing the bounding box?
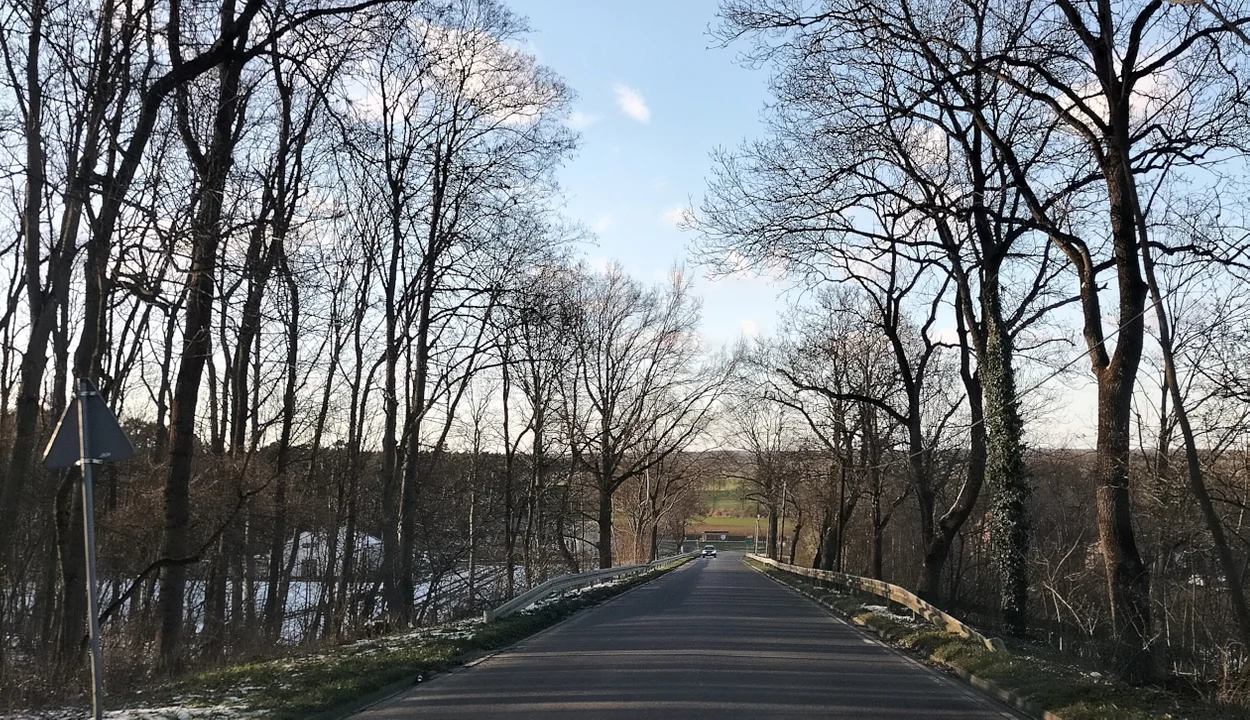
[745,558,1063,720]
[310,557,696,720]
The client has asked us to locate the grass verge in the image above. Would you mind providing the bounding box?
[109,559,691,719]
[744,557,1246,720]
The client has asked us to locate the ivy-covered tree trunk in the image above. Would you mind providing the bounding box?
[982,275,1030,636]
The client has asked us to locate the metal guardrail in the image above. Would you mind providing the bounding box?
[483,551,699,622]
[747,554,1007,653]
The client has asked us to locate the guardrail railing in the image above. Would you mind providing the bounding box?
[746,554,1007,653]
[483,551,699,622]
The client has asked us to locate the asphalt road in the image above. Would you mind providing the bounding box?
[354,553,1024,719]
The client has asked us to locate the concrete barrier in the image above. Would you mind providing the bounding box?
[746,554,1007,653]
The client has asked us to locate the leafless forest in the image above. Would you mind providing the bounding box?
[3,0,1250,712]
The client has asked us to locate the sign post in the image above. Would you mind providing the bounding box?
[41,379,134,720]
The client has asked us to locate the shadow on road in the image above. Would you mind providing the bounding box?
[355,552,1022,719]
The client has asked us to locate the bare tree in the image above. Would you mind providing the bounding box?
[565,265,731,568]
[707,0,1250,680]
[498,260,580,587]
[721,391,807,561]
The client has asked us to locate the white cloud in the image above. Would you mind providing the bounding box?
[661,206,691,227]
[342,22,557,128]
[1059,68,1180,132]
[567,111,599,130]
[612,83,651,124]
[713,249,786,282]
[591,215,612,234]
[740,319,760,338]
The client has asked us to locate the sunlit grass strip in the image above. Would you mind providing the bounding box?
[745,557,1243,720]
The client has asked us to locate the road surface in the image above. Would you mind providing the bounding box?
[354,553,1023,718]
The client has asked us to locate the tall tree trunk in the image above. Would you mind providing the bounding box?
[230,520,245,632]
[157,28,250,668]
[397,432,419,621]
[524,404,547,584]
[919,309,988,605]
[202,538,228,658]
[556,489,579,573]
[1093,140,1153,684]
[788,517,801,565]
[336,475,359,639]
[158,231,217,669]
[263,476,291,639]
[982,271,1030,636]
[502,367,517,595]
[37,513,60,646]
[264,251,300,639]
[317,464,345,639]
[871,490,885,581]
[309,312,344,640]
[597,484,614,569]
[396,182,443,617]
[466,485,477,609]
[835,463,848,572]
[378,184,402,617]
[54,473,86,665]
[767,508,779,560]
[335,295,370,639]
[144,311,178,464]
[813,514,830,571]
[649,521,659,563]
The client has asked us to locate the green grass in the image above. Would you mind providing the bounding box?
[702,488,752,515]
[688,515,759,531]
[746,558,1247,720]
[115,563,689,719]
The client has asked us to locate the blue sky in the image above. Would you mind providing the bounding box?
[510,0,789,347]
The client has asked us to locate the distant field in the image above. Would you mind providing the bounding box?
[703,487,753,516]
[688,516,760,534]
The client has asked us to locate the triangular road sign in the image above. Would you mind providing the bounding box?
[41,382,135,469]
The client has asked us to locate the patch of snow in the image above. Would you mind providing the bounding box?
[102,706,256,719]
[862,604,921,625]
[517,571,644,614]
